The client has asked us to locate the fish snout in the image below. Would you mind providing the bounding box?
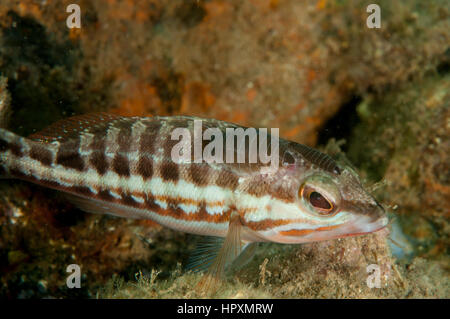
[358,201,389,234]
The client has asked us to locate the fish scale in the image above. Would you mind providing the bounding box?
[0,113,388,287]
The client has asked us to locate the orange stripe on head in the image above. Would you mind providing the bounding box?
[279,229,315,237]
[315,225,340,232]
[279,225,340,237]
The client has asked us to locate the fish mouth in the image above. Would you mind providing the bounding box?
[317,216,389,240]
[336,203,389,239]
[335,199,389,236]
[277,205,389,243]
[264,201,389,244]
[271,215,389,244]
[337,218,389,238]
[295,217,388,243]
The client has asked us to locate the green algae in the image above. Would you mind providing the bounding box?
[99,234,449,298]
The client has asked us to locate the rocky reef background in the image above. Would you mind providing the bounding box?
[0,0,448,298]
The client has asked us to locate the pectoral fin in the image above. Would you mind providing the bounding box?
[186,236,224,273]
[195,212,244,294]
[228,242,258,272]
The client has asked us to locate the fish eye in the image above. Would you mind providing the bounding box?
[299,183,337,216]
[309,191,332,211]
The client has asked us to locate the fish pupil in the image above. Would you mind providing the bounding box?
[309,191,332,210]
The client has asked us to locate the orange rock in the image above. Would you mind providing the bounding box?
[246,88,257,102]
[181,82,216,115]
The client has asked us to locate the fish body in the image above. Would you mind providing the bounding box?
[0,113,388,278]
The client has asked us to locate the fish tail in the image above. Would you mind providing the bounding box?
[0,128,23,178]
[0,128,47,179]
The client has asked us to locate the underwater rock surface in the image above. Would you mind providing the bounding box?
[0,0,448,298]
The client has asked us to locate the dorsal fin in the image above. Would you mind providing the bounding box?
[29,112,124,143]
[292,143,341,175]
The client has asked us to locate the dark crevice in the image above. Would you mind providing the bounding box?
[437,60,450,75]
[175,0,207,28]
[0,10,80,137]
[436,47,450,75]
[317,95,362,152]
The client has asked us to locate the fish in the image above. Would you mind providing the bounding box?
[0,113,388,288]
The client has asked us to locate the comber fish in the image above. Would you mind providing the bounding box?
[0,113,388,283]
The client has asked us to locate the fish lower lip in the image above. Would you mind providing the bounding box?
[343,224,388,238]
